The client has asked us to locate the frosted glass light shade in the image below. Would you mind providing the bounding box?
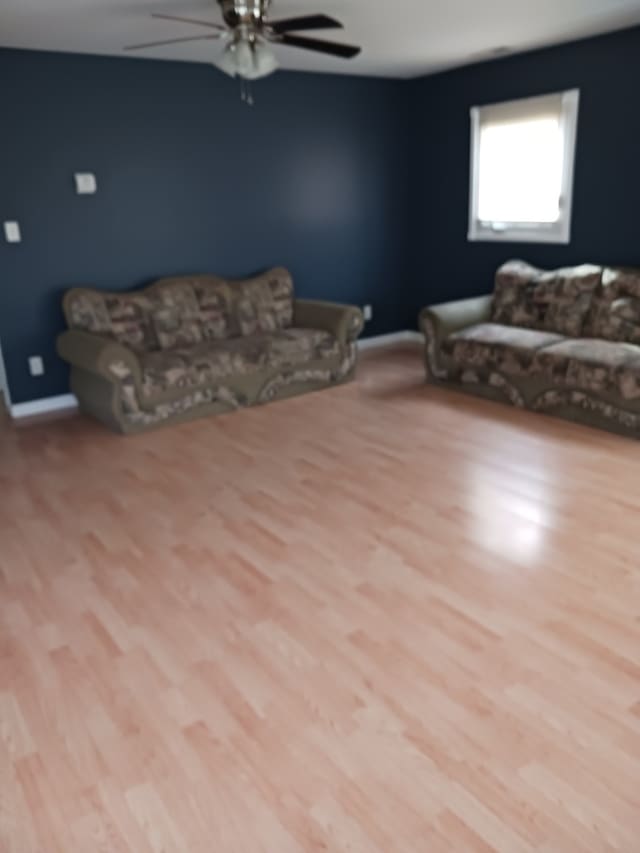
[216,48,237,77]
[251,41,278,79]
[235,40,254,76]
[215,38,278,80]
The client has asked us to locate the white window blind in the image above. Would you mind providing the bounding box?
[468,89,580,244]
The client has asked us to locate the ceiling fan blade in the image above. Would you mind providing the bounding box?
[151,13,226,31]
[124,33,221,51]
[267,14,343,35]
[276,34,361,59]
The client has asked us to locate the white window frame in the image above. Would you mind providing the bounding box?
[468,88,580,244]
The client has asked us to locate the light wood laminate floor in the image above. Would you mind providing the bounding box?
[1,344,640,852]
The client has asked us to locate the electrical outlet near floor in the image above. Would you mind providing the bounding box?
[28,356,44,377]
[363,304,373,322]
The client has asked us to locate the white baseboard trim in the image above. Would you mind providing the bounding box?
[9,334,421,420]
[11,393,78,420]
[358,330,422,350]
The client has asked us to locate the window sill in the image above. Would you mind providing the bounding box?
[468,225,570,245]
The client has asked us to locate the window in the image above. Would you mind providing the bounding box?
[468,89,580,244]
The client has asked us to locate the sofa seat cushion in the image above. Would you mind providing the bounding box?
[139,328,340,401]
[443,323,564,374]
[266,327,340,364]
[537,338,640,401]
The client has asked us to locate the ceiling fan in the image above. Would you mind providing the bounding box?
[125,0,361,85]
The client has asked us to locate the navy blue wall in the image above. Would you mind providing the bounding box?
[4,25,640,403]
[407,25,640,317]
[0,48,411,403]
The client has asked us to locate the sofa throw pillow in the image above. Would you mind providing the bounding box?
[491,261,546,329]
[152,282,203,350]
[535,265,602,337]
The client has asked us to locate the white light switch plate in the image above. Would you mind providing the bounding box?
[363,304,373,322]
[4,221,21,243]
[74,173,97,195]
[28,356,44,377]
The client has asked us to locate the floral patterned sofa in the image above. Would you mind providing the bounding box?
[57,268,364,433]
[420,260,640,438]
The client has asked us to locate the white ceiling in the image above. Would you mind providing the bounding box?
[2,0,640,78]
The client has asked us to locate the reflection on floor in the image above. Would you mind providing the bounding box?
[1,343,639,852]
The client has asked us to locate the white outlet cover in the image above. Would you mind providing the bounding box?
[4,221,21,243]
[363,304,373,321]
[28,356,44,377]
[74,173,97,195]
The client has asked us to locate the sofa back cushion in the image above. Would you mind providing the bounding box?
[585,267,640,344]
[491,261,546,329]
[234,267,294,336]
[105,292,159,351]
[64,288,158,352]
[151,281,203,350]
[190,275,236,341]
[63,267,295,352]
[535,264,602,337]
[491,260,602,337]
[192,267,294,340]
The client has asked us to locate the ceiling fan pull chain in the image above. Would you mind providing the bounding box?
[238,78,254,106]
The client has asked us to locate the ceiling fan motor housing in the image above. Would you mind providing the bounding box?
[219,0,270,30]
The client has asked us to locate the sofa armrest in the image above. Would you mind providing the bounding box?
[419,294,492,340]
[57,330,141,383]
[419,295,492,381]
[293,299,364,345]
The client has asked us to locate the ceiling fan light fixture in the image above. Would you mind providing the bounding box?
[251,40,279,78]
[215,36,278,80]
[127,3,360,80]
[215,44,237,77]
